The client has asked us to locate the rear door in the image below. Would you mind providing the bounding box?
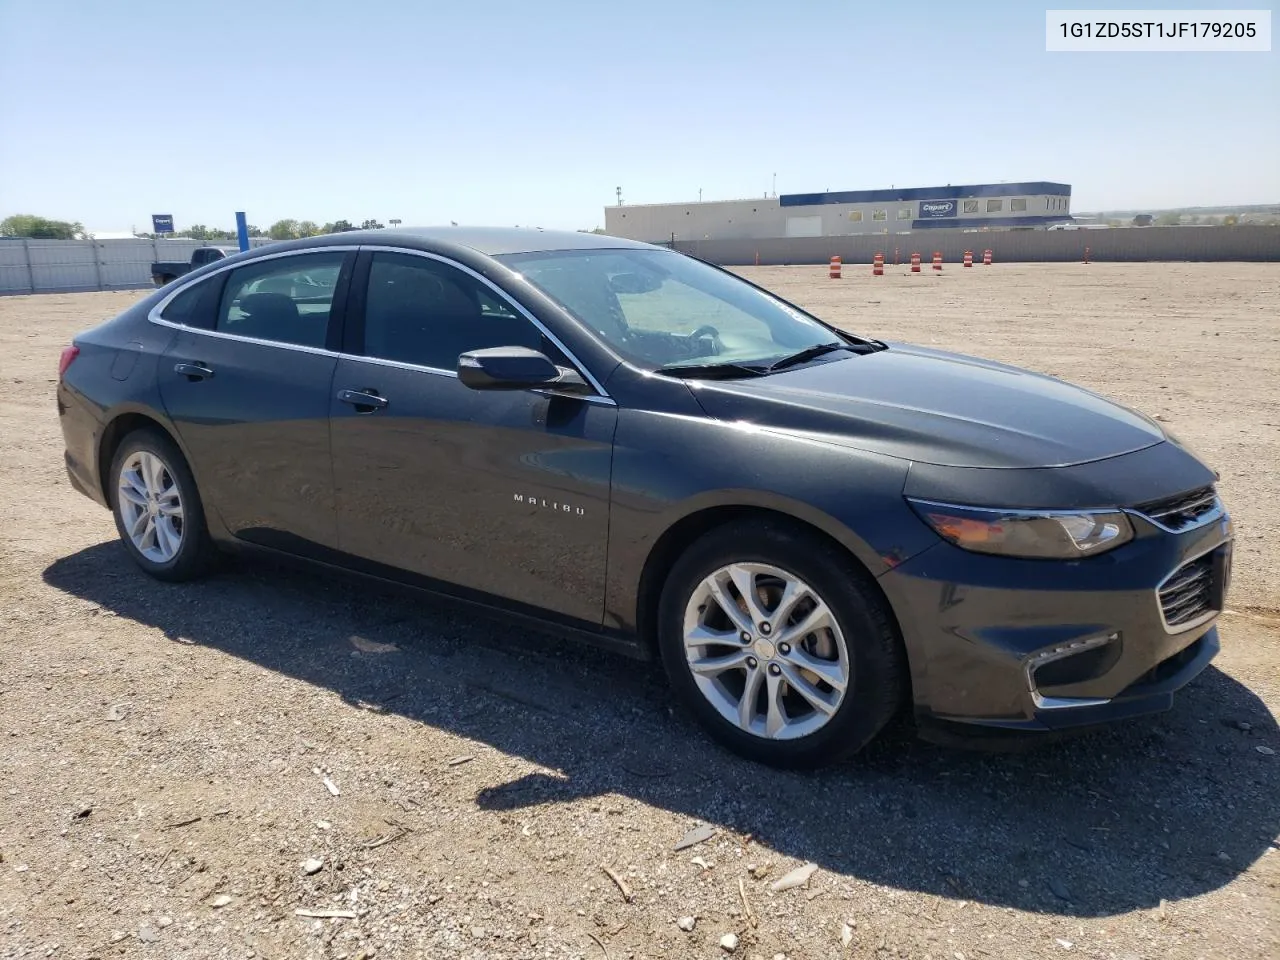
[328,249,616,624]
[157,249,354,554]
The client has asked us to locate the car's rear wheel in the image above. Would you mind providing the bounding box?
[110,429,217,581]
[658,519,905,768]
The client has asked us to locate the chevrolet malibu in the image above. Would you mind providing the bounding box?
[56,228,1233,767]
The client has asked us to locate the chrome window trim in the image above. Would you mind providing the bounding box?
[148,313,340,357]
[1156,538,1230,635]
[145,243,616,406]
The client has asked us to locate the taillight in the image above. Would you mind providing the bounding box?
[58,345,79,379]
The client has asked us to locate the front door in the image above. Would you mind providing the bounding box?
[158,250,352,552]
[329,250,616,624]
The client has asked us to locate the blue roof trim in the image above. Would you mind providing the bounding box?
[909,215,1072,230]
[781,182,1072,206]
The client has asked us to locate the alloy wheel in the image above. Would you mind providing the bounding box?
[117,451,185,563]
[682,562,850,740]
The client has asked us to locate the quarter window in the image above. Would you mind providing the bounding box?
[987,199,1003,212]
[963,200,979,213]
[872,209,887,221]
[1011,198,1027,212]
[217,253,345,347]
[362,253,546,370]
[160,278,218,327]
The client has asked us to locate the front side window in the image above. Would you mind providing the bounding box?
[362,253,545,370]
[217,253,344,347]
[499,248,846,372]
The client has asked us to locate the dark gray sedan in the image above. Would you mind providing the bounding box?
[56,228,1233,767]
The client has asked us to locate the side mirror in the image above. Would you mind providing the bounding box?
[457,346,590,393]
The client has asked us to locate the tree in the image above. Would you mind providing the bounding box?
[360,219,385,230]
[323,220,355,233]
[296,221,320,237]
[0,214,86,239]
[268,219,301,240]
[1222,214,1239,226]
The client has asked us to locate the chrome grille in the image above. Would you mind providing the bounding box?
[1158,553,1216,629]
[1136,485,1219,531]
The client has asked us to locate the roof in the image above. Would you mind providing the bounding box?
[781,182,1072,207]
[339,226,651,255]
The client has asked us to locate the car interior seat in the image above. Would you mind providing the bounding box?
[232,292,311,344]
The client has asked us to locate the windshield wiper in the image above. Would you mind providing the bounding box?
[765,341,855,372]
[654,362,767,380]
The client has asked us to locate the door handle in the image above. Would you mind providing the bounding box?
[337,388,389,413]
[174,361,214,381]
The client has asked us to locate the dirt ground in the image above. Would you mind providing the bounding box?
[0,263,1276,960]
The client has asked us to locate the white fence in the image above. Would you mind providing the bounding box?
[0,237,275,295]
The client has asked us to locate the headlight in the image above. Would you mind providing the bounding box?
[908,499,1134,559]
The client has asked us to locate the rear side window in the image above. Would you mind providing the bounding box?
[159,278,220,327]
[217,253,346,348]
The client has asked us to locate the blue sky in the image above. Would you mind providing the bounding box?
[1,0,1275,233]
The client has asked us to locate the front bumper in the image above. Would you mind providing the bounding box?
[880,505,1232,733]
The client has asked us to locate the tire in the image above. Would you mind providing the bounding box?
[109,428,217,582]
[657,519,905,769]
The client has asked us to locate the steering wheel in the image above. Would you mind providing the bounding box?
[688,324,722,356]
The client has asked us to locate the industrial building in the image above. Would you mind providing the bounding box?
[604,181,1073,243]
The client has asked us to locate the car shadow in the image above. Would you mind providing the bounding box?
[44,542,1279,918]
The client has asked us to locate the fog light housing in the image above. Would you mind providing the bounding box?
[1026,633,1119,708]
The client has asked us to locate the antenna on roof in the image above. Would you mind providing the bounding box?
[616,186,623,207]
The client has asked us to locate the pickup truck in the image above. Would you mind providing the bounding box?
[151,246,236,286]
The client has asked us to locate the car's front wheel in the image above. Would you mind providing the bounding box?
[658,519,905,768]
[109,429,217,581]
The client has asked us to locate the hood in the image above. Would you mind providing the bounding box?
[687,342,1165,468]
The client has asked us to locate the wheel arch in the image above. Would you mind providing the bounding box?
[633,498,904,661]
[97,408,188,510]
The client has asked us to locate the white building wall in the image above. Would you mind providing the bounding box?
[604,189,1072,243]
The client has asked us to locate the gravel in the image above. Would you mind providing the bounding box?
[1,269,1278,959]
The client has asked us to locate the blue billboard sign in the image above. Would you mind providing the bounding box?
[152,214,174,234]
[917,199,957,219]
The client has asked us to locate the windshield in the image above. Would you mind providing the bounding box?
[496,248,846,372]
